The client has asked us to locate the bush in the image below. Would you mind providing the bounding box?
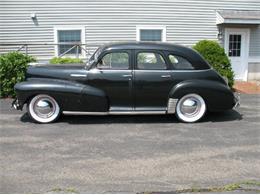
[0,52,36,98]
[193,40,234,87]
[49,57,83,64]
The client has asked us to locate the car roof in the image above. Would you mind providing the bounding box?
[101,41,188,51]
[100,42,210,70]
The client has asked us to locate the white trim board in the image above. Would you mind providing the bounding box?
[216,11,260,25]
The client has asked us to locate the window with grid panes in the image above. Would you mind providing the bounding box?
[57,30,82,55]
[228,34,241,57]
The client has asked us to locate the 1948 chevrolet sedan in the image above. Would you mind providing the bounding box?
[13,42,239,123]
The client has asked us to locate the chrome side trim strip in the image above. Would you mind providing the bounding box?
[70,74,87,77]
[110,111,165,115]
[87,68,212,73]
[63,111,107,115]
[167,98,178,114]
[63,111,166,115]
[133,68,213,73]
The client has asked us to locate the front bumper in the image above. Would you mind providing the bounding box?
[234,93,240,108]
[12,99,23,110]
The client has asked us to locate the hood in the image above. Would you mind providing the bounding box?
[26,64,86,80]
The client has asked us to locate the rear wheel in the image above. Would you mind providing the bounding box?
[175,93,206,123]
[27,94,61,123]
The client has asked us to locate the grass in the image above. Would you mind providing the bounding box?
[142,180,260,194]
[49,181,260,194]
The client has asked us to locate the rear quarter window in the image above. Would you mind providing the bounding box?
[168,54,195,70]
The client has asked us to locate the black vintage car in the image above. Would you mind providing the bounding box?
[13,42,239,123]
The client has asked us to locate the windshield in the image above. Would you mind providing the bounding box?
[85,47,102,69]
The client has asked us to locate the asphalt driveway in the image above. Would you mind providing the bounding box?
[0,94,259,193]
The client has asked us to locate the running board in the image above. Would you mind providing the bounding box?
[63,98,178,116]
[62,111,167,115]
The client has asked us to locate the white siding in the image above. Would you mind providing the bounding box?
[0,0,260,61]
[250,25,260,56]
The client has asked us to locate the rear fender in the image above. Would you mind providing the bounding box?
[14,79,108,112]
[169,80,235,111]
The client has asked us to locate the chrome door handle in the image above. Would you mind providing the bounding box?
[122,74,132,78]
[161,75,171,78]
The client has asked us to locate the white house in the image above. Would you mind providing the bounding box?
[0,0,259,81]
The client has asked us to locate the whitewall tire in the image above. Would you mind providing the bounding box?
[176,94,206,123]
[27,94,61,123]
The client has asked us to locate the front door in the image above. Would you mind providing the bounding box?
[225,28,250,81]
[87,50,133,111]
[134,50,173,111]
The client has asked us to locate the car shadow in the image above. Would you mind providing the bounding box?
[20,109,243,124]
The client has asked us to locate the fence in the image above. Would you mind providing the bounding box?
[0,43,101,61]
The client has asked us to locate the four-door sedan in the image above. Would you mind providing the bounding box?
[13,42,239,123]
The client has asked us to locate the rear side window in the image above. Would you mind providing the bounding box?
[97,52,129,69]
[137,52,167,70]
[168,54,194,70]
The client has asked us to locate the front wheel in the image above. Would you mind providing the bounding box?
[27,94,61,123]
[175,94,206,123]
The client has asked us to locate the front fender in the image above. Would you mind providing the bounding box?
[169,80,236,111]
[14,78,108,112]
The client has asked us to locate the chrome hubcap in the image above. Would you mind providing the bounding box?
[180,97,201,117]
[34,99,55,118]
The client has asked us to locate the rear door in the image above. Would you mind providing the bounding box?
[133,50,174,111]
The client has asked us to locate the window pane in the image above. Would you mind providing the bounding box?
[59,44,81,55]
[169,54,194,70]
[57,30,82,55]
[137,52,166,70]
[98,52,129,69]
[58,30,81,42]
[228,34,241,57]
[140,30,162,41]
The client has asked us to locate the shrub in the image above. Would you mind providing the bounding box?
[0,52,36,98]
[193,40,234,87]
[49,57,83,64]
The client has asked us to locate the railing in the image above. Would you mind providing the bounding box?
[0,43,101,59]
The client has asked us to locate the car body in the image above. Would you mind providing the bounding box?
[13,42,239,123]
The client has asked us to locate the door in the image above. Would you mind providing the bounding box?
[134,50,173,111]
[87,50,133,111]
[225,28,250,81]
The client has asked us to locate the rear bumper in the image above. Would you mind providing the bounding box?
[234,93,240,108]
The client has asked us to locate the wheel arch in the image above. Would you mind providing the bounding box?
[14,79,109,112]
[169,79,235,112]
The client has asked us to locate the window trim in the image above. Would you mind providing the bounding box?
[135,50,169,70]
[136,25,166,42]
[95,50,131,70]
[167,54,195,70]
[54,26,86,57]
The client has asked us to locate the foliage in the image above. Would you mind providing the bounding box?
[193,40,234,87]
[49,57,83,64]
[0,52,36,98]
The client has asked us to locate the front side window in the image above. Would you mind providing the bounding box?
[168,54,194,70]
[137,52,167,70]
[97,52,129,69]
[57,30,82,55]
